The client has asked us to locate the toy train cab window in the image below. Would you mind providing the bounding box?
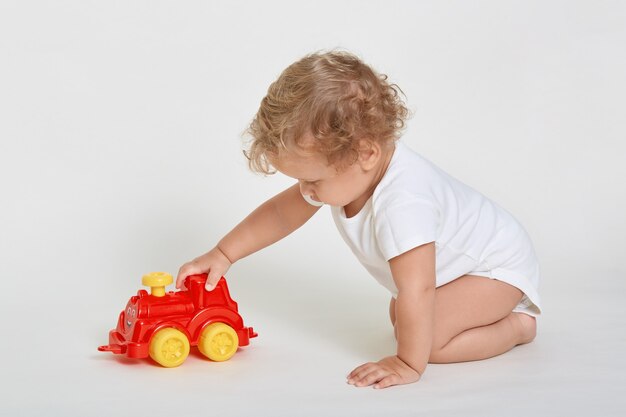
[98,272,257,367]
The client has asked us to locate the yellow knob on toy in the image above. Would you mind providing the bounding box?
[142,272,173,297]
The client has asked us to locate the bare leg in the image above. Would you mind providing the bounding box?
[429,311,536,363]
[390,275,537,363]
[430,275,536,363]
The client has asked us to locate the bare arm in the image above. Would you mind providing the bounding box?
[347,241,435,388]
[391,241,436,376]
[218,183,321,263]
[176,183,320,289]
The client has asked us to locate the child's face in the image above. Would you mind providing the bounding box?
[272,146,378,208]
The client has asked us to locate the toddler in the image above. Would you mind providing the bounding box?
[177,51,541,389]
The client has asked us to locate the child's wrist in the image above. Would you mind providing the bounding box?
[396,354,423,377]
[215,244,234,265]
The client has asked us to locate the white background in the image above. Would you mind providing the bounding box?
[1,1,625,416]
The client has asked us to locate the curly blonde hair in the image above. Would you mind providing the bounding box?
[245,50,409,174]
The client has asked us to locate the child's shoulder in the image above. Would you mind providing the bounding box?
[376,142,443,194]
[371,142,440,210]
[391,141,446,178]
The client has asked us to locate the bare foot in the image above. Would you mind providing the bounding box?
[512,312,537,345]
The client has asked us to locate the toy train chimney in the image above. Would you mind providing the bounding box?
[142,272,173,297]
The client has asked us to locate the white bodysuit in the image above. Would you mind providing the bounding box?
[329,141,541,316]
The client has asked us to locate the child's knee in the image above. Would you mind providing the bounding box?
[513,312,537,344]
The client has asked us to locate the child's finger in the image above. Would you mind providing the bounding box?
[176,261,204,289]
[347,363,370,379]
[205,269,224,291]
[354,367,387,387]
[347,362,377,383]
[176,263,193,289]
[374,374,401,389]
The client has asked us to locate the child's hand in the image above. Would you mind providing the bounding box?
[176,246,232,291]
[347,355,421,389]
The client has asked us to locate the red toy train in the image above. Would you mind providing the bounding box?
[98,272,257,367]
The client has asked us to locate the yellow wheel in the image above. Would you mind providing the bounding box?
[149,328,190,368]
[198,322,239,362]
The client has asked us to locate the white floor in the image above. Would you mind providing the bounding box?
[3,255,625,417]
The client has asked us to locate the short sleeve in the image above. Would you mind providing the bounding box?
[374,193,440,261]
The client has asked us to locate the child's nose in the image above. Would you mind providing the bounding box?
[299,181,313,195]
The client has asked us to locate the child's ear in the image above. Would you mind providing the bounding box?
[357,139,381,171]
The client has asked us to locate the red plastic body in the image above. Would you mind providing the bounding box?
[98,274,257,360]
